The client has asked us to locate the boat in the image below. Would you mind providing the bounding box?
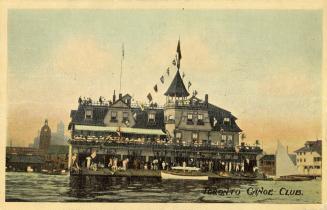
[274,141,313,181]
[161,166,208,180]
[26,166,34,172]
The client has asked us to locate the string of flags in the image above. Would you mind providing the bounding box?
[144,39,194,104]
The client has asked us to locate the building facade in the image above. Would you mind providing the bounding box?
[294,140,322,176]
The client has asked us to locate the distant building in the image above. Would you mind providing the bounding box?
[6,147,45,172]
[39,119,51,153]
[258,153,297,176]
[294,140,322,176]
[31,121,68,148]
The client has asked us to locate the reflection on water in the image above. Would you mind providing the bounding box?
[6,172,321,203]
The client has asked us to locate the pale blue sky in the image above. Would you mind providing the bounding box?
[7,10,322,152]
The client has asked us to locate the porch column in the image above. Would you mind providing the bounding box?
[68,143,72,169]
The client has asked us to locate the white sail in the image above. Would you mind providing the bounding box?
[275,141,298,177]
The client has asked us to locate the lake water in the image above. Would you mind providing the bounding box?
[5,172,321,203]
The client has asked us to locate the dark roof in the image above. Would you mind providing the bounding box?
[132,108,165,130]
[207,103,242,132]
[294,140,322,155]
[48,145,69,155]
[7,155,45,164]
[69,104,108,126]
[164,70,189,97]
[260,154,275,161]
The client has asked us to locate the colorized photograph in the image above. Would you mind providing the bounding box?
[5,9,322,203]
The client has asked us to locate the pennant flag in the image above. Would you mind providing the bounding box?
[147,93,153,102]
[160,75,164,84]
[194,90,198,96]
[154,84,158,92]
[182,72,185,78]
[188,81,192,89]
[166,67,170,76]
[172,59,176,66]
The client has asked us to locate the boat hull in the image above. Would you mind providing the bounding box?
[161,171,208,180]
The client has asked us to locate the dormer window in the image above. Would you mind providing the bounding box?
[85,110,93,119]
[148,113,155,122]
[111,111,117,122]
[176,132,182,139]
[224,117,230,125]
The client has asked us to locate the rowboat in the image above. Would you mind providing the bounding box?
[161,166,208,180]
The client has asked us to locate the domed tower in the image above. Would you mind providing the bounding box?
[39,119,51,153]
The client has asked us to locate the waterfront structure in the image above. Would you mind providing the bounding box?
[39,119,51,153]
[67,41,262,173]
[294,140,322,175]
[258,155,275,176]
[6,147,45,172]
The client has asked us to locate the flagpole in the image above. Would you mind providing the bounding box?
[119,43,124,94]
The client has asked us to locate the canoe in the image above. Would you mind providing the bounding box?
[161,171,208,180]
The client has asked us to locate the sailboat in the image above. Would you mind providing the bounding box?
[274,141,313,181]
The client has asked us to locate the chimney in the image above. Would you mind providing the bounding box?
[119,93,122,100]
[205,94,208,105]
[113,90,116,102]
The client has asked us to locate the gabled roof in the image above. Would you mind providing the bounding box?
[207,103,242,132]
[294,140,322,155]
[164,70,189,97]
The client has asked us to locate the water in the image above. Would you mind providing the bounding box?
[5,172,321,203]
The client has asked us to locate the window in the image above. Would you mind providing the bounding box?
[85,110,92,119]
[315,166,320,169]
[148,113,155,122]
[187,113,193,124]
[176,132,182,139]
[111,111,117,122]
[221,135,227,143]
[197,114,204,125]
[169,115,174,120]
[192,132,198,140]
[223,117,230,124]
[303,152,306,155]
[300,158,302,162]
[314,157,321,162]
[123,112,129,121]
[304,158,306,162]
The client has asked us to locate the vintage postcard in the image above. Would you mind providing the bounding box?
[0,0,326,210]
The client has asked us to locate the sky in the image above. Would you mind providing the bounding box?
[7,10,322,153]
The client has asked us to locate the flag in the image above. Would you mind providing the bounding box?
[188,81,192,89]
[182,72,185,78]
[116,126,121,136]
[124,120,130,127]
[147,93,153,102]
[194,90,198,96]
[213,117,218,126]
[154,84,158,92]
[160,75,164,84]
[172,59,176,66]
[166,67,170,76]
[176,39,182,69]
[177,39,182,60]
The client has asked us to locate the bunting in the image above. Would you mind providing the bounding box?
[160,75,164,84]
[188,81,192,89]
[154,84,158,92]
[182,72,185,78]
[166,67,170,76]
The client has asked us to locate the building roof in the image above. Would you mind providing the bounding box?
[47,145,69,155]
[7,155,45,164]
[164,70,190,97]
[207,103,242,132]
[69,105,109,127]
[132,108,165,130]
[294,140,322,155]
[260,154,275,161]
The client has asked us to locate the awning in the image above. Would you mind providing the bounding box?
[74,125,166,136]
